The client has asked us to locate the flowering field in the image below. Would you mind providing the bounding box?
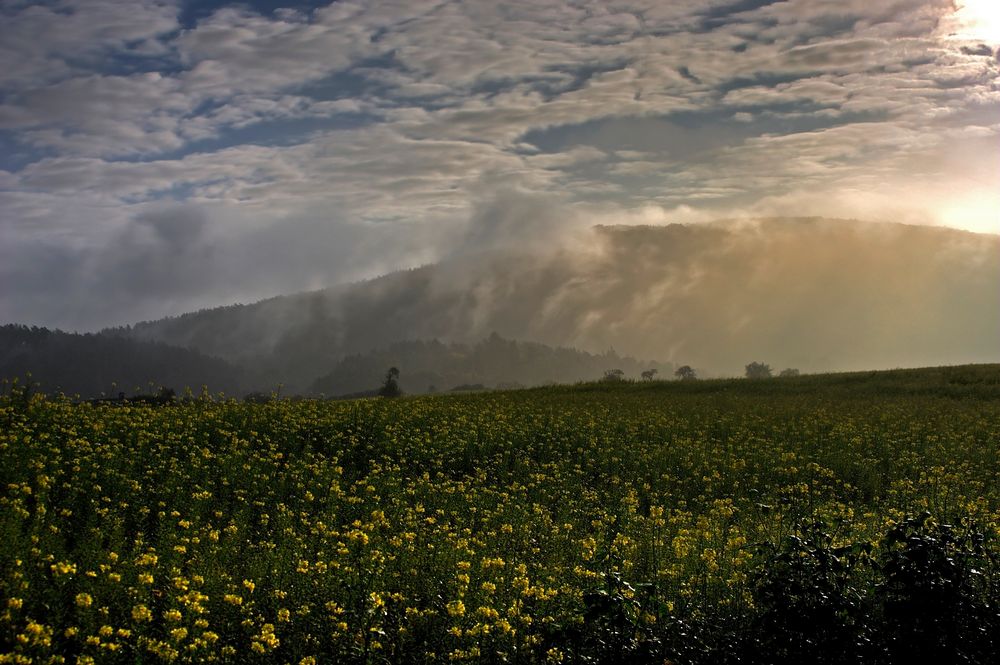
[2,367,999,664]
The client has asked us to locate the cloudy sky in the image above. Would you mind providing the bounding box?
[1,0,998,330]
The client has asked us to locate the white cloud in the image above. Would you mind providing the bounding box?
[0,0,179,88]
[1,0,997,328]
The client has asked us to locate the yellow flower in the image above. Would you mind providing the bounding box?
[446,600,465,617]
[52,561,77,576]
[136,553,158,566]
[131,605,152,622]
[75,593,93,608]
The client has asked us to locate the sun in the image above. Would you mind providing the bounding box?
[939,187,1000,235]
[952,0,1000,44]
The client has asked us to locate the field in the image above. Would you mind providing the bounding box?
[2,366,999,664]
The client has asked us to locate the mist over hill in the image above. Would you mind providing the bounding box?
[114,218,999,390]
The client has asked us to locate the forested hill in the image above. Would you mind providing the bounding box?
[0,325,243,398]
[117,219,1000,383]
[311,334,671,396]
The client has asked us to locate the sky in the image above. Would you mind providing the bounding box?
[1,0,998,331]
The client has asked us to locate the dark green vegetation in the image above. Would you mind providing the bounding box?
[311,335,670,396]
[1,365,998,663]
[0,325,243,398]
[0,325,667,399]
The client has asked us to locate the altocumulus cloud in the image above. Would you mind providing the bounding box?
[0,0,997,330]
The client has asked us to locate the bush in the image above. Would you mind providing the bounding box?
[878,513,999,663]
[748,520,874,664]
[746,514,999,664]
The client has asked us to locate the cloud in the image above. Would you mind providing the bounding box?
[0,0,997,329]
[0,0,179,89]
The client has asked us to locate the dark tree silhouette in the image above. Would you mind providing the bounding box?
[779,368,801,377]
[641,369,658,381]
[602,368,626,382]
[675,365,697,381]
[745,362,773,379]
[378,366,402,397]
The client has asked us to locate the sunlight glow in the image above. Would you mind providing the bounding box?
[953,0,1000,44]
[939,190,1000,235]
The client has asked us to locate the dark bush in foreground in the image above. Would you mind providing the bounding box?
[557,515,998,665]
[642,514,997,665]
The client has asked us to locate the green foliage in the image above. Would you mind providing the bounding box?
[747,513,999,664]
[750,520,874,664]
[545,572,662,664]
[878,513,999,663]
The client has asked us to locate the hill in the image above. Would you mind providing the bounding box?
[114,218,999,388]
[0,324,243,398]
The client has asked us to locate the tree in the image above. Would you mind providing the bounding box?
[602,368,625,383]
[641,369,658,381]
[379,366,402,397]
[675,365,697,381]
[779,368,800,378]
[745,362,772,379]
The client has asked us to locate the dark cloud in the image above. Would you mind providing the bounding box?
[960,43,995,57]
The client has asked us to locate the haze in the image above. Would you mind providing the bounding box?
[1,0,998,356]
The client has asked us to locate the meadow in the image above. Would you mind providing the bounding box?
[2,366,999,664]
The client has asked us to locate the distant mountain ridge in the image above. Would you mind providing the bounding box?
[111,218,1000,388]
